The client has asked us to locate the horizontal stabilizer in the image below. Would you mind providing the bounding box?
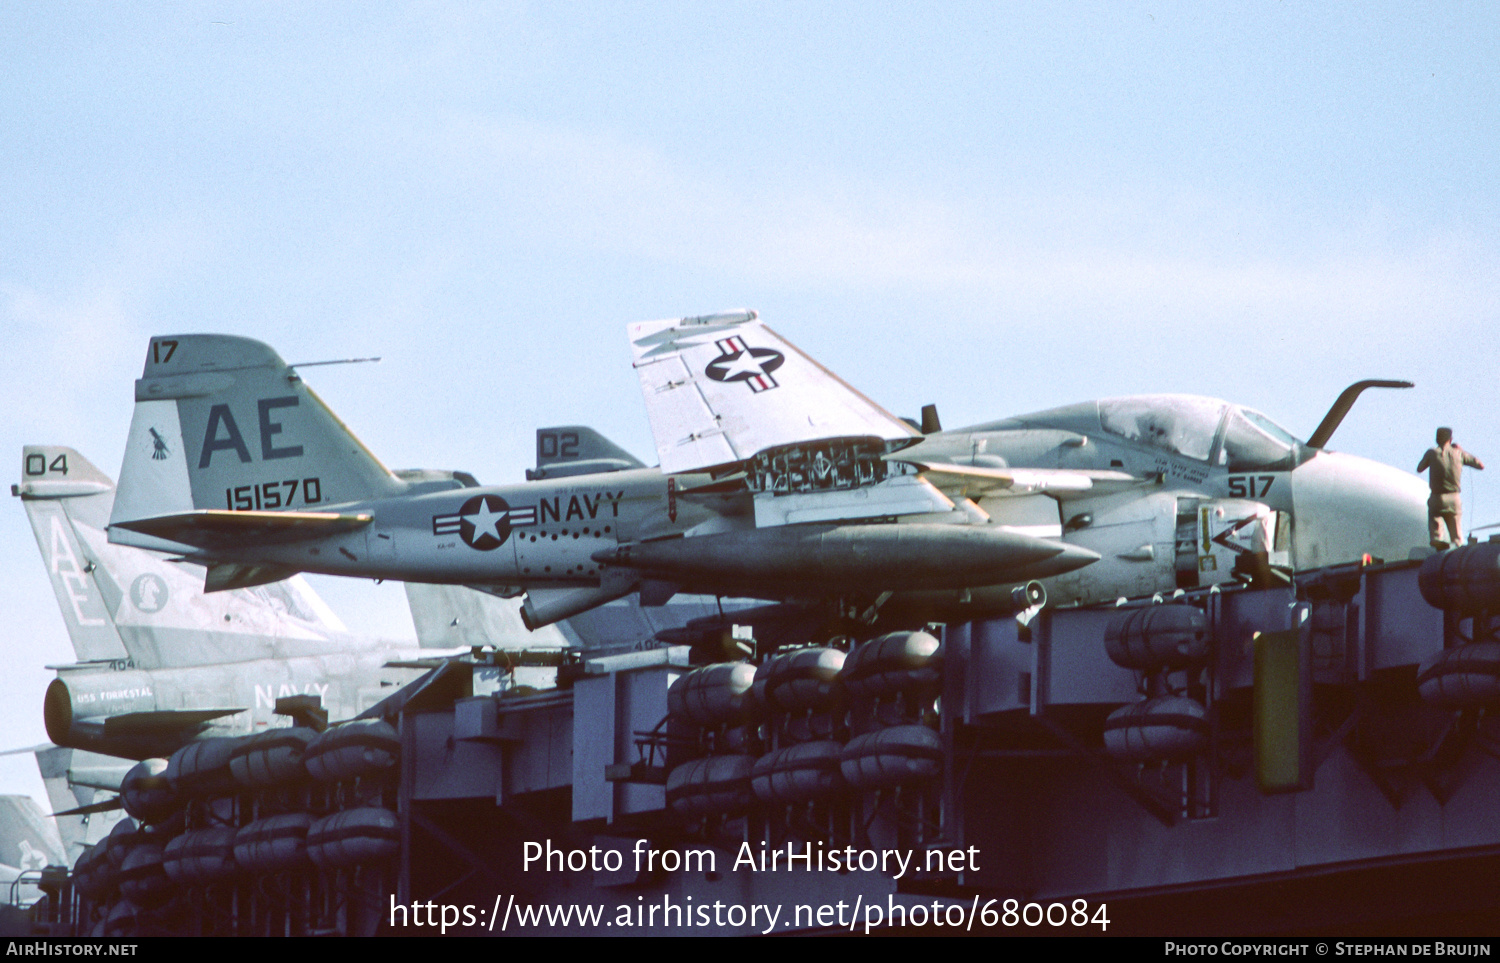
[51,766,126,794]
[14,477,111,499]
[101,708,244,736]
[112,508,372,551]
[52,798,125,818]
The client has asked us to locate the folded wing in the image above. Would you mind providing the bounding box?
[630,310,919,475]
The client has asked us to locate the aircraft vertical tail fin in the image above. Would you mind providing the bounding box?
[0,794,67,879]
[404,583,570,650]
[110,335,407,549]
[33,747,128,865]
[404,584,571,692]
[20,445,348,671]
[526,426,645,480]
[18,447,130,664]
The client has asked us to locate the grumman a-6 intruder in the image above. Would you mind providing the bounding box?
[621,312,1431,624]
[105,326,1429,638]
[105,336,1097,630]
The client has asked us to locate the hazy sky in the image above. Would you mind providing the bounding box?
[2,2,1497,806]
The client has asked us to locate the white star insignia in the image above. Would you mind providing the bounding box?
[18,840,44,871]
[718,351,768,379]
[464,501,506,542]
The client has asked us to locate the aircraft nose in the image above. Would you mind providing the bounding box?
[1290,451,1428,568]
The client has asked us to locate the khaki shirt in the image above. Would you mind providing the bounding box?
[1417,443,1479,495]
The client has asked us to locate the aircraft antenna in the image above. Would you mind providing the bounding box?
[288,357,382,369]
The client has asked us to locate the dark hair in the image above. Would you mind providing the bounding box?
[1437,427,1453,445]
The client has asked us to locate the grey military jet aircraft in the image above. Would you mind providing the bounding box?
[17,446,451,760]
[621,311,1430,623]
[105,336,1097,629]
[103,325,1428,639]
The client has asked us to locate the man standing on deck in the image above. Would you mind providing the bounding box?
[1417,427,1484,549]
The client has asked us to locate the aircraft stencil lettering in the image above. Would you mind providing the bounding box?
[198,397,304,467]
[47,514,105,627]
[255,681,330,709]
[538,430,579,460]
[81,686,153,703]
[1227,474,1279,500]
[224,477,323,511]
[538,492,619,523]
[24,452,68,477]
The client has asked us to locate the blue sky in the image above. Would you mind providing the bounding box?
[2,2,1497,805]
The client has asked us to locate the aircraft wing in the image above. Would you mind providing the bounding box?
[52,798,125,818]
[630,311,920,474]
